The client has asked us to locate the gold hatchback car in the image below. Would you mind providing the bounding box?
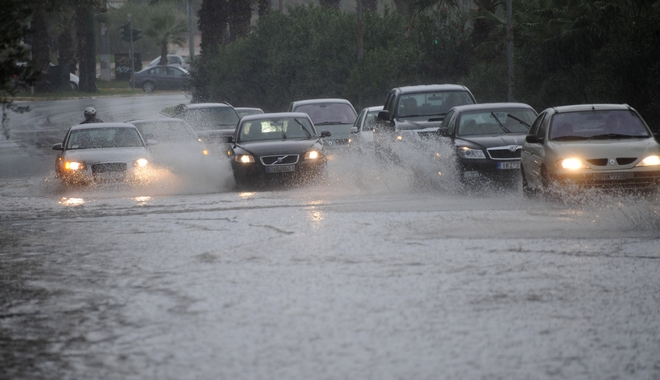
[521,104,660,195]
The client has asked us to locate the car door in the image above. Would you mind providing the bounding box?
[521,111,549,188]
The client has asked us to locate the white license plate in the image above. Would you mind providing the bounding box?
[266,165,295,173]
[498,161,520,170]
[600,173,627,180]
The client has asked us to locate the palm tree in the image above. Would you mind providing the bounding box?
[146,14,189,66]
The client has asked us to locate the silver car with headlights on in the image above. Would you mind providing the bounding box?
[521,104,660,195]
[52,123,151,185]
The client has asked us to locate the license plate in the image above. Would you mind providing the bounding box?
[265,165,295,173]
[497,161,520,170]
[600,173,627,180]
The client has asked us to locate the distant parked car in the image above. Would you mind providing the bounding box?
[349,105,383,152]
[288,98,358,148]
[145,55,191,71]
[125,118,209,173]
[227,112,331,188]
[131,65,190,93]
[235,107,265,118]
[52,123,151,185]
[521,104,660,195]
[438,103,537,183]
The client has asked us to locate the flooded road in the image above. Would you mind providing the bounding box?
[2,96,660,379]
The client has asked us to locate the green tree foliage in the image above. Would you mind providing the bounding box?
[145,13,188,65]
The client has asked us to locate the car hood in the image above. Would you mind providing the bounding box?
[456,134,527,148]
[312,123,352,139]
[548,138,660,159]
[64,147,150,162]
[395,117,444,132]
[237,140,320,155]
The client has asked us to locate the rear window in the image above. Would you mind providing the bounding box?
[184,107,240,130]
[294,103,357,125]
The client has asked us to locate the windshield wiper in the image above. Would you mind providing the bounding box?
[551,135,589,141]
[590,133,644,139]
[281,130,287,140]
[294,118,312,138]
[490,112,511,133]
[505,113,531,128]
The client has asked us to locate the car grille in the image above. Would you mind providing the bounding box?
[487,146,521,160]
[260,154,300,166]
[91,163,127,173]
[417,131,437,140]
[586,157,637,166]
[560,171,660,189]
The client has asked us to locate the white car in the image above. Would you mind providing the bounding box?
[52,123,151,185]
[349,105,383,151]
[145,55,191,71]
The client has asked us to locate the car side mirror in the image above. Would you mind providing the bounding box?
[377,110,391,121]
[437,127,451,137]
[525,135,543,144]
[52,143,63,151]
[226,136,235,144]
[350,126,358,134]
[320,130,332,138]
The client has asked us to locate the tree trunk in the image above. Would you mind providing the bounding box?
[258,0,270,19]
[75,5,96,93]
[319,0,340,10]
[392,0,411,18]
[198,0,228,57]
[228,0,252,42]
[363,0,377,13]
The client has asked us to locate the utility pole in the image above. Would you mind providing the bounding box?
[129,13,135,89]
[356,0,364,109]
[187,0,194,59]
[506,0,514,101]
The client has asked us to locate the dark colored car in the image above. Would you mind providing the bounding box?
[375,84,477,160]
[287,98,357,149]
[227,112,332,188]
[171,102,241,150]
[235,107,265,118]
[438,103,537,183]
[521,104,660,195]
[131,65,190,93]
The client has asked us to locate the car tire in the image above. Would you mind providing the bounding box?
[521,165,535,197]
[70,81,78,91]
[143,81,155,93]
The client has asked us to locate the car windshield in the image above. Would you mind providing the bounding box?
[238,117,316,142]
[184,107,240,131]
[549,110,651,141]
[132,121,197,142]
[398,91,475,117]
[457,108,536,136]
[67,127,143,149]
[295,103,357,125]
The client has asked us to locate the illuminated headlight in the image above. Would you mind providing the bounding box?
[636,155,660,167]
[202,149,209,156]
[235,154,255,163]
[304,150,322,160]
[558,158,587,170]
[396,131,415,141]
[135,158,149,167]
[457,146,486,159]
[64,161,83,170]
[396,135,403,141]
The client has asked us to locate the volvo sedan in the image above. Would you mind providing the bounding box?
[227,112,331,188]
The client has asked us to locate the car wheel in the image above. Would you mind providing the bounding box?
[143,81,155,93]
[521,165,535,197]
[69,81,78,91]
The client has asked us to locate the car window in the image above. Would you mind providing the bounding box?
[169,57,180,64]
[549,110,651,140]
[364,110,380,130]
[167,67,184,77]
[442,109,456,134]
[239,117,315,142]
[133,121,196,142]
[397,91,475,117]
[294,103,357,125]
[150,67,166,75]
[67,128,143,149]
[456,108,535,136]
[353,108,367,130]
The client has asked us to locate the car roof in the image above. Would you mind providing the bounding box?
[364,105,384,111]
[450,102,536,113]
[394,84,471,93]
[70,122,137,131]
[290,98,355,107]
[240,112,310,122]
[235,107,263,111]
[548,104,633,114]
[185,102,234,109]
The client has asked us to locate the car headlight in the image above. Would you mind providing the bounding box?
[135,158,149,167]
[235,154,255,163]
[557,158,587,170]
[396,131,415,142]
[636,155,660,167]
[456,146,486,159]
[304,150,322,160]
[64,161,83,170]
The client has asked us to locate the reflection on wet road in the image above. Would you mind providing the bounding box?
[2,134,660,379]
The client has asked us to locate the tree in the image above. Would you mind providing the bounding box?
[228,0,253,43]
[146,14,189,66]
[198,0,228,57]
